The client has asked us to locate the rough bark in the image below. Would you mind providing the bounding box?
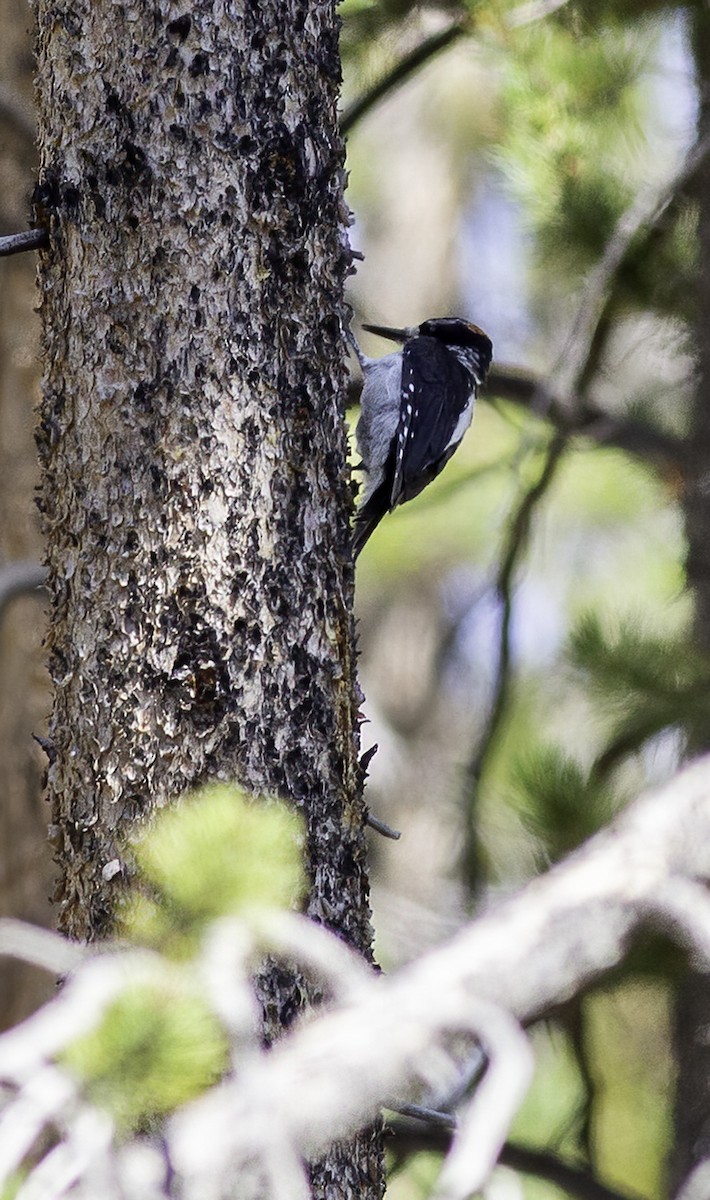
[34,0,382,1194]
[0,0,53,1031]
[672,6,710,1191]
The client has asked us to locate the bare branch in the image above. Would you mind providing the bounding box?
[488,365,683,468]
[171,756,710,1198]
[0,229,49,257]
[0,919,84,976]
[0,230,48,259]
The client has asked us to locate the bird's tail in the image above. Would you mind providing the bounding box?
[352,487,389,558]
[352,512,384,558]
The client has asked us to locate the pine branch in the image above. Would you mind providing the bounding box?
[169,757,710,1200]
[487,366,683,469]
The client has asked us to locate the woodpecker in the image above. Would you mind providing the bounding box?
[350,318,493,557]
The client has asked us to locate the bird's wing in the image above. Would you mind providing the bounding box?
[390,337,474,507]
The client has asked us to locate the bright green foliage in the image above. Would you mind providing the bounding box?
[61,787,304,1133]
[122,785,305,954]
[61,980,228,1133]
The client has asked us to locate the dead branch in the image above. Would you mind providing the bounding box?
[171,756,710,1200]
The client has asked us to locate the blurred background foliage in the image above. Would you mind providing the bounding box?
[341,0,707,1196]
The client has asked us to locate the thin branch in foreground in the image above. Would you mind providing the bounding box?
[0,228,49,257]
[2,760,710,1198]
[168,757,710,1200]
[0,919,84,976]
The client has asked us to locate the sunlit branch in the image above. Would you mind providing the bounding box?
[171,757,710,1200]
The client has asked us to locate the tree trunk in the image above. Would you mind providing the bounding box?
[34,0,382,1194]
[0,0,54,1031]
[671,6,710,1192]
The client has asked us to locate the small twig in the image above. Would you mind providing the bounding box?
[0,229,49,258]
[365,813,402,840]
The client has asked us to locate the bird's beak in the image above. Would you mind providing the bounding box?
[362,323,415,344]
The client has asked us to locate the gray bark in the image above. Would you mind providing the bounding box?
[672,8,710,1192]
[34,0,382,1193]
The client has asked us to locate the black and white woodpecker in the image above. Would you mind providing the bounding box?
[350,318,493,557]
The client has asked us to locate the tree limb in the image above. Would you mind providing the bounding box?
[487,365,683,469]
[171,756,710,1199]
[0,229,49,257]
